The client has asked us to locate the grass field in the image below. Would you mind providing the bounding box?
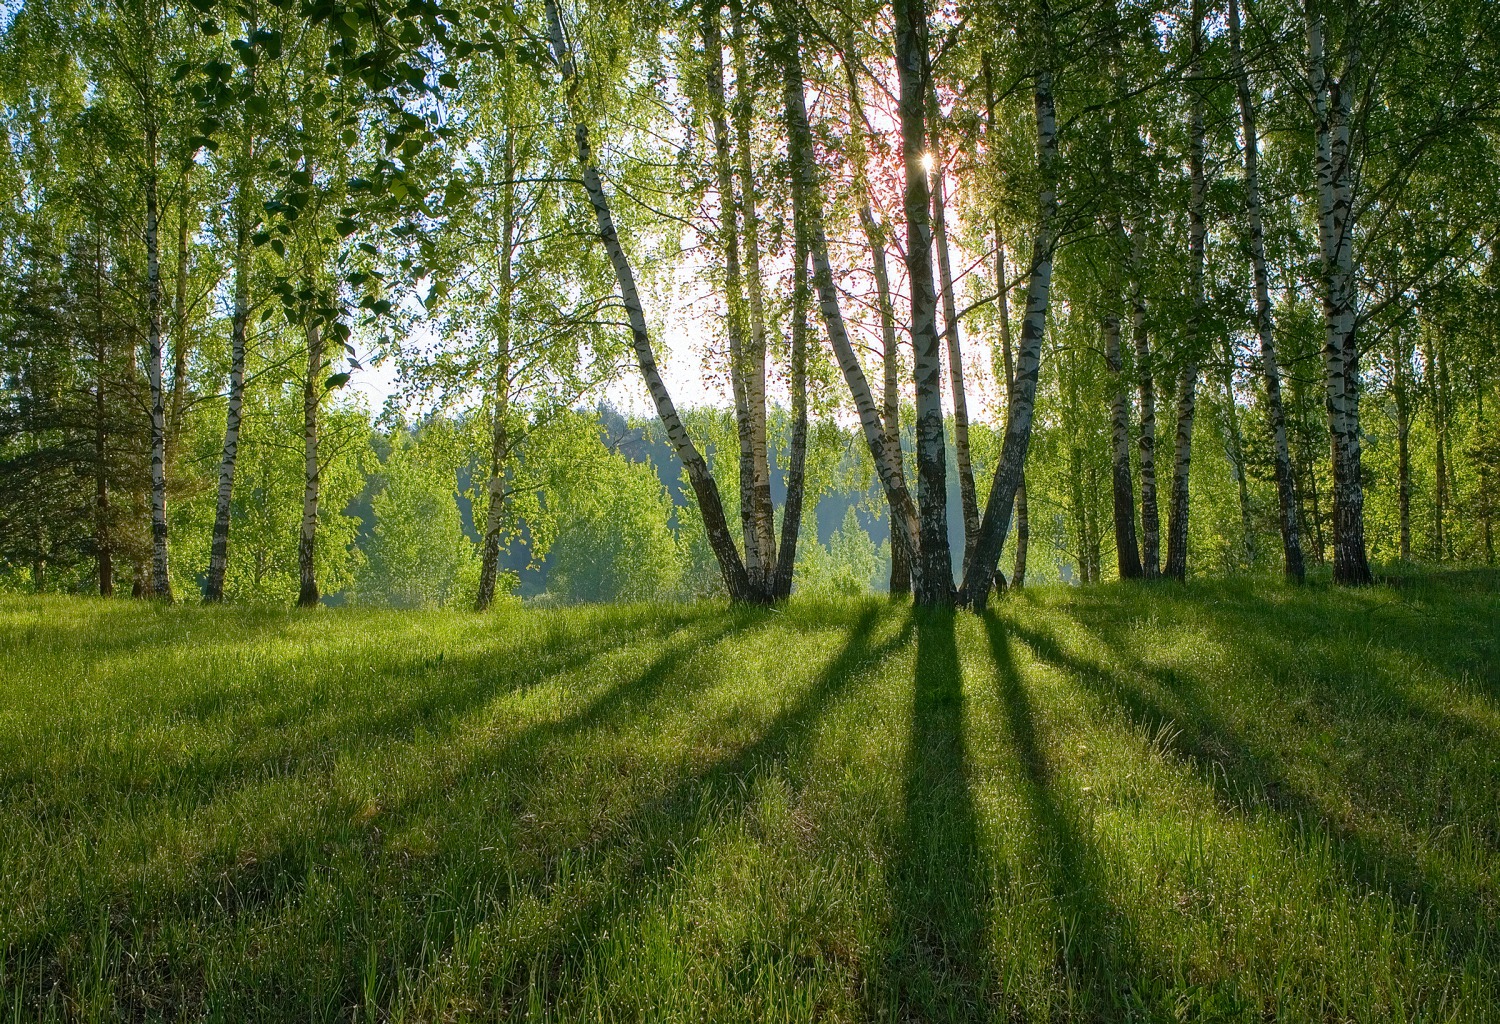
[1,572,1497,1022]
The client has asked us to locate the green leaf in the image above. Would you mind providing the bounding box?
[325,372,351,390]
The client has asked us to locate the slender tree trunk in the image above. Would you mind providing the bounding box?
[1425,328,1448,559]
[1393,332,1411,561]
[1230,0,1303,582]
[1086,458,1102,582]
[772,240,811,599]
[168,178,191,460]
[983,60,1021,591]
[1105,301,1142,578]
[961,19,1057,609]
[1221,342,1256,567]
[1099,31,1141,581]
[867,204,912,596]
[1478,383,1492,564]
[476,133,516,611]
[778,1,923,586]
[545,0,754,601]
[144,119,172,601]
[894,0,953,604]
[702,0,765,591]
[730,0,776,583]
[297,318,322,607]
[204,213,251,602]
[1306,2,1372,584]
[205,16,254,603]
[1066,346,1088,582]
[864,203,913,596]
[998,233,1031,590]
[1165,0,1204,583]
[845,50,911,596]
[1130,224,1160,577]
[929,85,978,578]
[93,233,113,597]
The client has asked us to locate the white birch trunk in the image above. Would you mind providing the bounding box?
[780,6,923,582]
[703,0,764,590]
[145,118,172,601]
[476,132,516,611]
[1129,222,1160,577]
[1231,0,1303,582]
[205,208,250,603]
[1306,1,1372,584]
[730,0,776,581]
[845,50,911,596]
[1165,0,1204,583]
[929,86,978,578]
[894,0,953,604]
[962,49,1057,609]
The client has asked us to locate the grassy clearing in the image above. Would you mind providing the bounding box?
[1,572,1497,1022]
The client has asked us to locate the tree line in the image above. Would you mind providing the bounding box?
[2,0,1497,607]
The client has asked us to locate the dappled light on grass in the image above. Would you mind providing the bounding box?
[1,576,1497,1020]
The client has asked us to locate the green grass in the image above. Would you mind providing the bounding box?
[1,572,1497,1022]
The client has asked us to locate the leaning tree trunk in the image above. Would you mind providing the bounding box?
[145,120,172,601]
[1231,0,1303,582]
[779,1,923,584]
[993,234,1029,589]
[961,36,1057,610]
[864,203,913,596]
[983,61,1021,591]
[894,0,953,604]
[929,85,979,578]
[476,132,517,611]
[1165,0,1204,583]
[845,50,911,597]
[297,318,323,608]
[545,0,754,602]
[1306,3,1372,584]
[772,238,811,599]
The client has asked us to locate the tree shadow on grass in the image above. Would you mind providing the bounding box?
[472,604,918,1019]
[1004,607,1498,969]
[0,605,715,826]
[982,611,1153,1020]
[869,607,992,1022]
[122,604,913,1021]
[5,610,759,1020]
